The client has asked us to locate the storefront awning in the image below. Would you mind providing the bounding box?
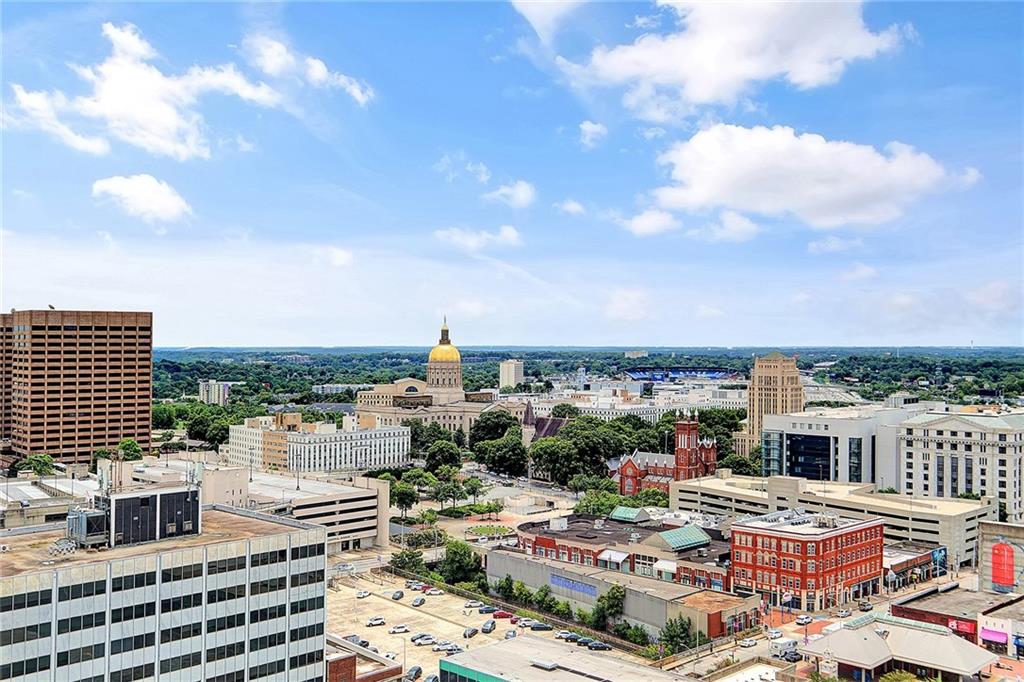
[597,549,629,564]
[981,628,1008,644]
[654,559,677,573]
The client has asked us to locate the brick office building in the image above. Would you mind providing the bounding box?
[617,414,716,494]
[730,508,884,611]
[1,310,152,466]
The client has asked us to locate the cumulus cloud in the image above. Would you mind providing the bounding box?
[558,2,908,121]
[482,180,536,208]
[555,199,586,215]
[510,0,584,45]
[9,23,281,161]
[91,174,192,224]
[434,225,522,252]
[605,287,651,321]
[685,210,760,243]
[655,124,950,228]
[579,120,608,149]
[466,161,491,184]
[840,262,878,281]
[807,235,863,254]
[638,126,667,141]
[618,209,679,237]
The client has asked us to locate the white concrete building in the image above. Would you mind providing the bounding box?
[881,409,1024,523]
[498,359,524,389]
[311,383,371,394]
[197,379,244,406]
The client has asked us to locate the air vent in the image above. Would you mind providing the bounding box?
[530,659,558,671]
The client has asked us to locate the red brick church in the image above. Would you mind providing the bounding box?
[617,413,717,495]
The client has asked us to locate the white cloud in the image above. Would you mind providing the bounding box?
[91,174,192,224]
[434,225,522,252]
[235,134,257,153]
[303,57,375,106]
[619,209,679,237]
[9,23,284,161]
[579,120,608,149]
[695,303,724,319]
[482,180,536,208]
[685,210,760,243]
[628,14,661,30]
[960,166,983,187]
[510,0,584,45]
[807,235,863,254]
[325,247,355,268]
[605,287,651,321]
[243,34,296,77]
[433,152,490,184]
[555,199,586,215]
[638,126,666,140]
[11,189,35,199]
[655,124,949,228]
[558,2,908,121]
[840,262,878,281]
[466,161,491,184]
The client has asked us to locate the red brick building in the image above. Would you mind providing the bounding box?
[730,509,884,612]
[617,415,716,495]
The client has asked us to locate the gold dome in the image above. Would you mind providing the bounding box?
[428,318,461,363]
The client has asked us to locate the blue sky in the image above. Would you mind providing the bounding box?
[3,2,1021,347]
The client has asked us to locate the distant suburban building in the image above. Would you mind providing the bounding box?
[0,494,328,682]
[616,414,716,494]
[730,508,884,610]
[197,379,245,406]
[311,383,372,394]
[733,352,805,457]
[671,470,995,566]
[498,359,524,389]
[0,309,152,467]
[227,412,410,473]
[881,409,1024,522]
[624,350,648,359]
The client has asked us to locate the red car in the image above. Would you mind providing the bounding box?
[494,611,513,619]
[420,585,432,592]
[509,616,520,624]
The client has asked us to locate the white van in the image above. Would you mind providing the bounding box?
[769,638,798,658]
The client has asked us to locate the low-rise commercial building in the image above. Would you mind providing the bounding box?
[730,509,884,610]
[890,585,1022,645]
[671,470,995,566]
[486,550,760,639]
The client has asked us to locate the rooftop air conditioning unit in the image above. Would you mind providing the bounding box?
[530,660,558,671]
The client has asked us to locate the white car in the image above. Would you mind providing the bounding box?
[414,636,436,646]
[739,638,757,648]
[356,590,371,599]
[367,617,385,627]
[464,600,483,608]
[836,609,852,618]
[426,588,444,596]
[337,563,355,572]
[555,630,573,640]
[767,629,783,639]
[796,615,814,626]
[388,625,409,634]
[517,619,536,628]
[432,641,453,652]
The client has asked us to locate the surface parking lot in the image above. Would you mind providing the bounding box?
[326,572,641,678]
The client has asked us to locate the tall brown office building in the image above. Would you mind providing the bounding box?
[732,352,805,457]
[0,310,152,467]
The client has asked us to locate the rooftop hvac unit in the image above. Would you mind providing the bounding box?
[530,660,558,671]
[594,519,605,529]
[697,547,709,557]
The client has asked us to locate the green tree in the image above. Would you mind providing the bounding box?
[463,477,484,504]
[512,580,534,605]
[659,616,697,654]
[186,412,212,441]
[568,473,617,497]
[393,483,419,519]
[390,550,427,574]
[495,574,515,601]
[118,438,144,461]
[878,487,899,494]
[530,438,580,486]
[435,464,461,482]
[878,672,917,682]
[633,487,669,507]
[469,410,519,447]
[574,490,623,516]
[403,468,438,491]
[551,600,573,620]
[424,421,454,445]
[602,583,626,621]
[551,403,581,419]
[717,453,760,476]
[378,472,398,487]
[478,426,528,476]
[205,420,230,451]
[808,673,841,682]
[532,584,557,611]
[16,453,55,477]
[453,427,467,448]
[439,540,482,585]
[152,403,176,429]
[425,440,461,473]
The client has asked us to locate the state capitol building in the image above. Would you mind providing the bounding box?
[356,320,527,432]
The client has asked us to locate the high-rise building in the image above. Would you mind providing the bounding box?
[198,379,243,406]
[0,491,327,682]
[0,310,152,467]
[498,359,524,389]
[733,352,804,457]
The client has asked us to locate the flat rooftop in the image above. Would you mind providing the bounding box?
[733,509,874,536]
[442,634,687,681]
[0,508,302,578]
[899,588,1018,618]
[988,599,1024,621]
[519,515,660,545]
[882,542,939,568]
[677,590,753,612]
[144,459,370,499]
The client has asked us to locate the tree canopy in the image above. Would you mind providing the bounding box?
[425,440,461,473]
[469,410,519,447]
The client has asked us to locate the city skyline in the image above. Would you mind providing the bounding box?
[3,2,1022,347]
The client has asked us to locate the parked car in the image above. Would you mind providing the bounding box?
[565,633,581,643]
[479,605,497,614]
[463,627,479,639]
[392,591,404,600]
[509,616,521,624]
[837,608,852,618]
[432,641,453,652]
[517,619,535,628]
[420,585,433,592]
[739,638,757,648]
[555,630,573,640]
[414,636,436,646]
[505,629,517,639]
[782,651,803,663]
[337,563,355,572]
[356,590,371,599]
[425,675,439,682]
[445,646,465,656]
[367,617,386,627]
[796,615,813,626]
[859,601,874,612]
[587,641,612,651]
[426,588,444,596]
[388,624,408,634]
[576,637,594,647]
[384,652,398,660]
[531,622,553,631]
[464,600,483,608]
[412,597,426,607]
[767,629,783,639]
[405,666,423,681]
[494,610,513,619]
[410,633,431,643]
[482,619,496,634]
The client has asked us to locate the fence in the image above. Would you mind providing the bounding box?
[653,627,763,669]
